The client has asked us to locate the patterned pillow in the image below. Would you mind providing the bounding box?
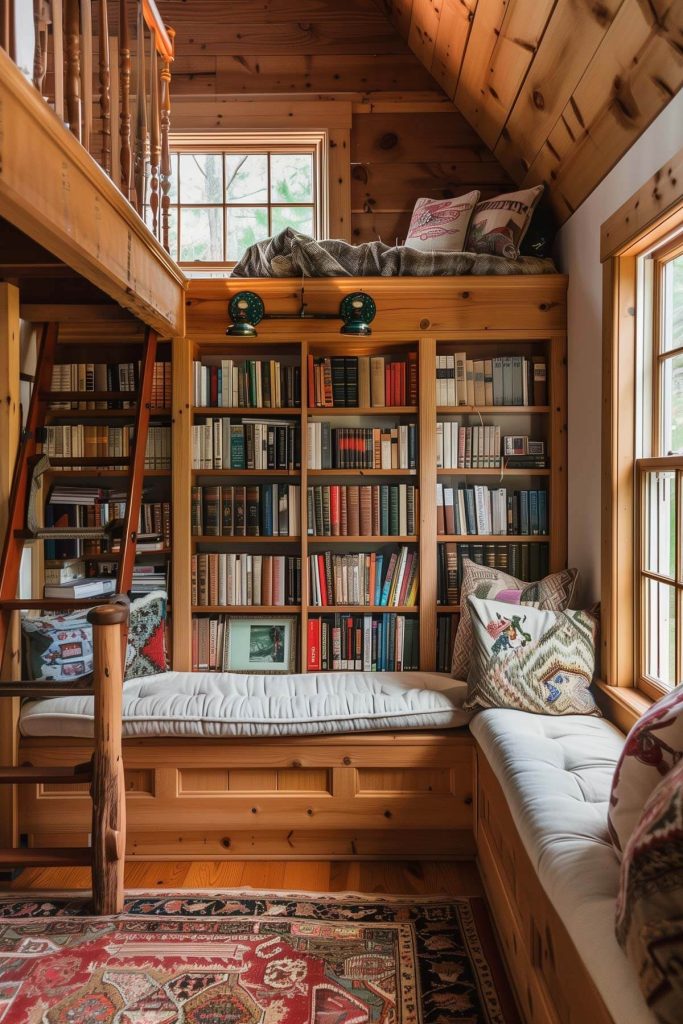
[466,185,544,258]
[608,685,683,856]
[464,596,599,715]
[451,558,578,679]
[405,191,480,252]
[615,758,683,1022]
[22,591,167,683]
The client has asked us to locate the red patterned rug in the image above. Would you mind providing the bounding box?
[0,890,520,1023]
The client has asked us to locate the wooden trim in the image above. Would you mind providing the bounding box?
[601,146,683,261]
[142,0,174,62]
[171,334,192,670]
[418,336,437,670]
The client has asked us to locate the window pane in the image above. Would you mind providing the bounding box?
[178,154,223,204]
[167,153,178,202]
[661,254,683,353]
[270,153,314,203]
[272,205,314,237]
[226,154,268,203]
[227,207,269,262]
[661,354,683,454]
[643,470,676,579]
[179,207,223,262]
[167,208,178,262]
[644,577,677,687]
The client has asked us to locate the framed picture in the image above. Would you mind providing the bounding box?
[222,615,297,674]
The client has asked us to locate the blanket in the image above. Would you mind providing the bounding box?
[232,227,557,278]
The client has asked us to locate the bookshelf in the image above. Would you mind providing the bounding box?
[173,277,568,675]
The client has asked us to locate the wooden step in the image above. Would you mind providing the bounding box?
[0,763,92,784]
[0,847,92,867]
[15,528,108,540]
[0,680,94,698]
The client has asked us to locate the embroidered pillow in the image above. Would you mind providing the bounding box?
[616,758,683,1022]
[22,590,168,682]
[608,685,683,856]
[464,596,599,715]
[466,185,544,259]
[451,557,578,680]
[405,191,480,253]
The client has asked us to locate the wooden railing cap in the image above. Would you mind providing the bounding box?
[87,601,130,626]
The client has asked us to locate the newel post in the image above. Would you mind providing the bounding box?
[88,601,128,915]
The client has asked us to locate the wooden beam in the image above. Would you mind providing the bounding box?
[601,145,683,260]
[328,128,352,241]
[211,54,439,96]
[430,0,478,100]
[0,48,186,337]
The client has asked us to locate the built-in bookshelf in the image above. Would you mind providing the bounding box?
[172,280,567,675]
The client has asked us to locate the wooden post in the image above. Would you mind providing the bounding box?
[98,0,111,174]
[418,335,437,671]
[89,601,128,916]
[149,35,160,236]
[0,284,20,854]
[171,333,191,669]
[64,0,81,140]
[119,0,132,201]
[32,0,47,96]
[133,3,148,213]
[79,0,92,151]
[159,28,173,251]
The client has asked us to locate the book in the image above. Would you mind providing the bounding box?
[43,577,116,599]
[193,358,300,408]
[308,612,418,671]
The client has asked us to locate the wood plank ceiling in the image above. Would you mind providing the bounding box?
[155,0,682,225]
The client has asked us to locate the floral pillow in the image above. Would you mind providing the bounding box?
[405,191,480,252]
[615,757,683,1022]
[608,685,683,856]
[451,557,578,679]
[464,596,599,715]
[466,185,544,258]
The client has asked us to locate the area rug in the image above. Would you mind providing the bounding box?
[0,890,519,1023]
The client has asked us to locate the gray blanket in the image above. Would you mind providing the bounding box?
[232,228,557,278]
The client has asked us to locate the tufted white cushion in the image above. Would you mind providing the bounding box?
[19,670,471,739]
[471,709,655,1024]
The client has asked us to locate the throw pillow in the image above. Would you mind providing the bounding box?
[466,185,544,259]
[22,590,167,682]
[451,557,578,679]
[608,684,683,856]
[615,758,683,1022]
[405,191,480,253]
[464,596,599,715]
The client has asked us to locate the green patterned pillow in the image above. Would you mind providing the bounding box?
[464,596,599,715]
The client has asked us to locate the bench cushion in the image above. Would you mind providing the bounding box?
[471,708,655,1024]
[20,670,471,739]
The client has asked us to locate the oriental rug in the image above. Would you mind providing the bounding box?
[0,890,519,1023]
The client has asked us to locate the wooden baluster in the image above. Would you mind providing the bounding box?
[149,34,160,236]
[1,0,15,61]
[64,0,81,140]
[52,0,64,119]
[119,0,132,201]
[32,0,47,96]
[99,0,111,174]
[159,28,174,253]
[80,0,92,152]
[133,3,148,213]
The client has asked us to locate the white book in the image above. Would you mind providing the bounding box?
[436,421,444,468]
[363,615,372,672]
[455,353,467,405]
[443,421,452,469]
[466,359,475,406]
[447,354,456,406]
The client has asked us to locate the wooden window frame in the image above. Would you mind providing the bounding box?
[601,146,683,723]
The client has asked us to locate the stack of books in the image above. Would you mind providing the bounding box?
[307,483,418,537]
[192,418,300,471]
[193,358,300,408]
[191,553,301,607]
[191,484,300,537]
[435,354,547,406]
[307,614,418,671]
[308,353,417,408]
[308,546,418,607]
[307,424,417,470]
[130,564,168,596]
[436,485,548,536]
[43,575,116,600]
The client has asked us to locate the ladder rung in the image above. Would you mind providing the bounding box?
[0,847,92,867]
[0,598,115,611]
[41,391,139,402]
[0,763,92,785]
[0,681,94,698]
[15,528,108,540]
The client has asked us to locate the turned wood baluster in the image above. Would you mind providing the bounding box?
[149,35,160,237]
[133,3,148,214]
[99,0,111,174]
[64,0,81,140]
[119,0,132,201]
[32,0,48,97]
[159,28,174,253]
[80,0,92,152]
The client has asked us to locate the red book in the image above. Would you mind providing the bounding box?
[317,554,328,605]
[330,485,340,536]
[399,362,406,405]
[307,354,315,408]
[307,618,321,671]
[385,365,391,408]
[210,366,218,407]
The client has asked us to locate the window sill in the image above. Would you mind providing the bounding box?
[594,679,653,733]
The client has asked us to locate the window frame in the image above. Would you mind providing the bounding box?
[166,132,329,270]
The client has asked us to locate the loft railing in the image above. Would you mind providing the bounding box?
[0,0,174,253]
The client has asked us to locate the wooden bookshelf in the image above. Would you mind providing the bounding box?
[173,277,568,675]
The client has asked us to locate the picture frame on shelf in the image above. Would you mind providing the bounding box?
[222,615,297,674]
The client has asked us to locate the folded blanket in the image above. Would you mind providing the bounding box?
[232,227,557,278]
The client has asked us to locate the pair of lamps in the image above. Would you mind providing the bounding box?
[227,290,376,337]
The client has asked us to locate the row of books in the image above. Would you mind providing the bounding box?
[436,486,548,536]
[50,361,171,408]
[307,484,418,537]
[307,424,417,471]
[309,547,418,608]
[41,425,171,469]
[129,566,169,597]
[307,614,419,672]
[44,493,170,559]
[48,489,171,544]
[191,553,300,608]
[436,617,454,673]
[193,359,301,409]
[192,418,300,471]
[191,485,300,538]
[308,354,418,408]
[436,542,550,605]
[436,424,547,470]
[435,354,547,407]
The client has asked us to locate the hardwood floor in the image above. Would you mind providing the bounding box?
[3,860,483,897]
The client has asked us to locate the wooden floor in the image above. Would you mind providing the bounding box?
[3,860,483,897]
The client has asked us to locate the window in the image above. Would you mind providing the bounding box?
[636,240,683,698]
[160,136,325,269]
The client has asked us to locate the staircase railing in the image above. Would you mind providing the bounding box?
[0,0,175,253]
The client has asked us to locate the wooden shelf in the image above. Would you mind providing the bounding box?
[192,468,299,477]
[192,535,300,543]
[437,535,550,543]
[437,406,550,414]
[44,468,171,478]
[308,406,417,416]
[81,548,172,559]
[436,468,550,477]
[46,407,170,418]
[193,407,301,416]
[308,605,419,613]
[192,605,300,614]
[307,535,418,543]
[437,605,461,613]
[308,468,417,477]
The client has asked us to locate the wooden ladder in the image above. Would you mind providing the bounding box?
[0,321,158,910]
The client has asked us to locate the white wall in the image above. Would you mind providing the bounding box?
[555,92,683,605]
